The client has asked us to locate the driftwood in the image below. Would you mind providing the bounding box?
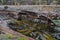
[0,26,35,40]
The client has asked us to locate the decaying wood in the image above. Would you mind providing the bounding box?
[0,26,35,40]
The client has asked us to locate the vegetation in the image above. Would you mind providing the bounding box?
[0,34,26,40]
[0,0,60,5]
